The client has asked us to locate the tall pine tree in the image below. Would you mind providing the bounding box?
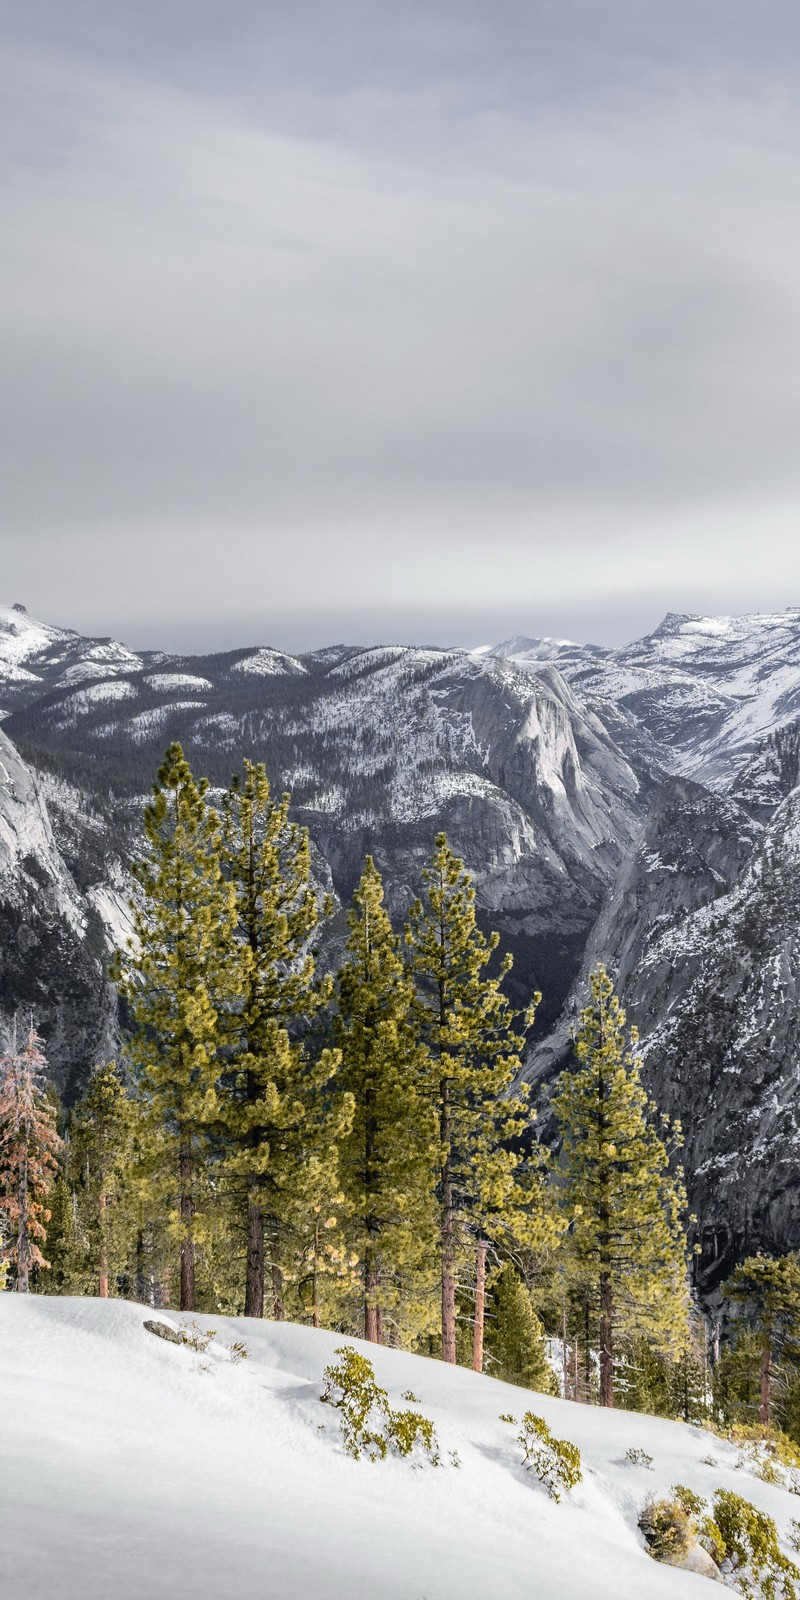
[113,743,237,1311]
[218,759,338,1318]
[405,834,550,1364]
[551,966,689,1408]
[334,857,437,1344]
[69,1062,135,1298]
[724,1254,800,1428]
[0,1023,61,1291]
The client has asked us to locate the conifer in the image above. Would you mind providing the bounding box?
[112,743,237,1311]
[405,833,552,1363]
[335,857,437,1344]
[486,1261,558,1393]
[0,1023,61,1291]
[724,1254,800,1428]
[218,759,338,1317]
[551,966,689,1407]
[69,1062,135,1298]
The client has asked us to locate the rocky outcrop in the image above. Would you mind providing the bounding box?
[0,727,117,1099]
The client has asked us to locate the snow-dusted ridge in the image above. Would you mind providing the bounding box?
[2,1294,796,1600]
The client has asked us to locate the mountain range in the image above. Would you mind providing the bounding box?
[3,598,800,1286]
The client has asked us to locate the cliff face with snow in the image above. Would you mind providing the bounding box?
[5,599,800,1270]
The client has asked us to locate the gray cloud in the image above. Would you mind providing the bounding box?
[3,5,800,651]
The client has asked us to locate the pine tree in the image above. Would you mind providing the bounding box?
[485,1261,558,1393]
[0,1023,62,1291]
[405,833,552,1364]
[69,1062,135,1298]
[724,1254,800,1428]
[334,857,438,1344]
[551,966,689,1408]
[112,743,237,1311]
[218,759,338,1318]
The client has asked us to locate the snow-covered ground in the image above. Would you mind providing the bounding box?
[2,1296,798,1599]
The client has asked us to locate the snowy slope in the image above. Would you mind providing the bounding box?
[2,1295,797,1600]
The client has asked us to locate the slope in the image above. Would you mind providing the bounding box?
[1,1295,796,1600]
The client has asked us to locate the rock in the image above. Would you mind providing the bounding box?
[143,1320,185,1346]
[667,1543,724,1582]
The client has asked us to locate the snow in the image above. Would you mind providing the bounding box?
[232,648,307,677]
[145,673,213,692]
[2,1295,799,1600]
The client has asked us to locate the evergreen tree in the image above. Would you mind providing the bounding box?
[405,833,551,1364]
[551,966,689,1407]
[485,1261,558,1393]
[0,1023,61,1291]
[724,1254,800,1427]
[69,1062,135,1298]
[334,857,438,1344]
[218,759,338,1317]
[112,743,237,1311]
[42,1175,87,1295]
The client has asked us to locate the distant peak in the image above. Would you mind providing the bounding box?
[12,602,26,614]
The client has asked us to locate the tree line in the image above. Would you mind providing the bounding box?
[0,740,736,1414]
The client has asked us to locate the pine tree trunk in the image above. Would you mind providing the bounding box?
[244,1178,265,1318]
[472,1240,487,1372]
[16,1145,30,1293]
[98,1190,109,1298]
[759,1331,772,1427]
[364,1263,382,1343]
[178,1137,195,1312]
[271,1262,284,1321]
[440,1082,456,1364]
[599,1272,614,1407]
[135,1229,147,1303]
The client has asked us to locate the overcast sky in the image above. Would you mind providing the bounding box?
[3,2,800,652]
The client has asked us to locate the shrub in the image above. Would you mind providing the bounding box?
[514,1412,582,1501]
[625,1447,654,1469]
[729,1425,800,1491]
[712,1489,800,1600]
[672,1483,708,1519]
[321,1347,441,1466]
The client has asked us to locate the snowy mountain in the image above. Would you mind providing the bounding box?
[499,609,800,788]
[3,1294,797,1599]
[5,599,800,1273]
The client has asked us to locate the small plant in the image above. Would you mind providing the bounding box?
[702,1453,719,1467]
[229,1340,249,1365]
[788,1521,800,1557]
[729,1426,800,1492]
[639,1498,694,1565]
[498,1412,517,1425]
[449,1450,461,1469]
[672,1484,708,1519]
[625,1447,654,1469]
[712,1489,800,1599]
[401,1390,420,1403]
[513,1412,582,1502]
[386,1408,441,1465]
[180,1320,218,1355]
[321,1347,441,1466]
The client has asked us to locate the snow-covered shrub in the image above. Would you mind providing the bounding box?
[321,1347,441,1465]
[639,1498,694,1564]
[729,1425,800,1491]
[712,1489,800,1599]
[514,1412,582,1501]
[625,1447,654,1469]
[671,1483,708,1519]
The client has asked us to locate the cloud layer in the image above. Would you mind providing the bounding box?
[3,4,800,649]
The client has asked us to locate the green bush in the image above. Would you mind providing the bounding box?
[321,1346,441,1465]
[514,1412,582,1501]
[712,1489,800,1600]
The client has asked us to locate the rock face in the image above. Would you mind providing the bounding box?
[523,775,800,1282]
[0,726,117,1098]
[497,609,800,788]
[4,633,650,1039]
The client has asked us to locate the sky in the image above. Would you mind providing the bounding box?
[3,1,800,653]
